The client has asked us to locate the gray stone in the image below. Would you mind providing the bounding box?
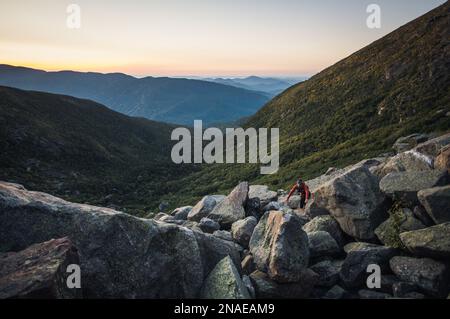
[322,285,348,299]
[378,150,434,177]
[171,206,192,220]
[200,256,250,299]
[413,205,434,227]
[414,133,450,158]
[308,231,341,259]
[390,256,449,297]
[380,170,449,206]
[340,245,398,288]
[310,259,344,287]
[208,182,249,228]
[358,290,392,299]
[213,230,233,242]
[248,185,277,207]
[303,215,346,246]
[418,185,450,224]
[249,211,310,283]
[400,223,450,259]
[188,195,225,222]
[199,218,220,233]
[241,255,256,275]
[231,216,257,247]
[261,201,281,212]
[374,208,426,248]
[0,182,240,298]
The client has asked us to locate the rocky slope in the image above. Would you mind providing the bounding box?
[1,132,449,299]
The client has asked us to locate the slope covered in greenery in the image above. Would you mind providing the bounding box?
[0,86,199,215]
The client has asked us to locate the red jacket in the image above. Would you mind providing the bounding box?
[287,183,310,202]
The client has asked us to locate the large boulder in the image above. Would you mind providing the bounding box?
[308,231,341,260]
[188,195,225,222]
[374,207,426,248]
[249,270,318,299]
[380,170,449,206]
[340,245,398,288]
[390,256,449,297]
[418,185,450,224]
[231,216,257,247]
[249,211,309,283]
[0,237,82,299]
[248,185,277,208]
[303,215,346,246]
[399,223,450,259]
[200,256,250,299]
[0,182,240,298]
[207,182,249,228]
[308,165,389,241]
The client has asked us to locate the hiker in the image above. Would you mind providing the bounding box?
[286,177,310,209]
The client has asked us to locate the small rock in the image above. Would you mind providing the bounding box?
[199,218,220,233]
[200,256,250,299]
[261,201,281,212]
[322,285,348,299]
[303,215,346,246]
[390,256,449,297]
[358,290,392,299]
[418,185,450,224]
[413,205,434,227]
[400,223,450,259]
[231,216,257,247]
[308,231,341,260]
[245,197,261,219]
[374,207,425,248]
[392,282,420,298]
[241,255,256,275]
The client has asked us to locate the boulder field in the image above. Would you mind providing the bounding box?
[0,133,449,299]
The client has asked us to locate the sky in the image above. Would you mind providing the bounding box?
[0,0,446,77]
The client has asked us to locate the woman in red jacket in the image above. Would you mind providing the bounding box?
[286,178,310,209]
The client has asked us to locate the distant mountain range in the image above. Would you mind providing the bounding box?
[0,65,270,125]
[202,76,307,96]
